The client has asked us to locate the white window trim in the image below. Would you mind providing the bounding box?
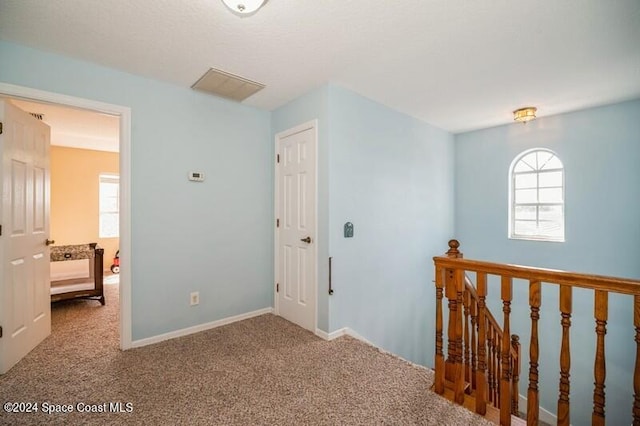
[508,148,565,242]
[99,174,120,238]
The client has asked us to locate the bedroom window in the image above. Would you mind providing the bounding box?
[99,174,120,238]
[509,149,565,242]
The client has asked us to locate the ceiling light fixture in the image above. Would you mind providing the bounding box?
[513,107,537,123]
[221,0,267,16]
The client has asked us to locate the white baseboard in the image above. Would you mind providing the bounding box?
[315,327,373,342]
[343,328,374,345]
[314,329,330,340]
[130,307,274,348]
[315,327,347,340]
[518,394,558,425]
[315,327,375,346]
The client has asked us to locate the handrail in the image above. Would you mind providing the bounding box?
[435,256,640,296]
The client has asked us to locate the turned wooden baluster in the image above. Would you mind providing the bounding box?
[528,280,541,425]
[476,272,488,415]
[592,290,608,426]
[634,295,640,425]
[496,336,502,408]
[500,276,513,425]
[454,268,466,404]
[434,265,445,394]
[488,325,495,405]
[511,335,520,415]
[446,273,458,374]
[470,287,478,391]
[558,285,572,426]
[464,289,471,385]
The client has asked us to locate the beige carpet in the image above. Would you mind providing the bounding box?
[0,283,493,425]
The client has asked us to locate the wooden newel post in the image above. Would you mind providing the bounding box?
[443,240,465,404]
[434,265,445,394]
[447,239,463,259]
[445,240,462,377]
[435,240,463,396]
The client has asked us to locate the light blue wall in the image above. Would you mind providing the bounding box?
[327,85,455,366]
[271,85,331,331]
[0,41,273,340]
[272,84,456,365]
[455,99,640,425]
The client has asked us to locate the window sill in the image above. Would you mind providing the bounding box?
[509,235,565,243]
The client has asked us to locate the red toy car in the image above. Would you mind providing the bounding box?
[110,250,120,274]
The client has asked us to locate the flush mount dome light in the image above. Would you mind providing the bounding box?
[221,0,267,15]
[513,107,537,123]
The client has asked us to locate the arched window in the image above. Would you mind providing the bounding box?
[509,149,565,242]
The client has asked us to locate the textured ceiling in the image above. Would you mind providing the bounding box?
[1,0,639,133]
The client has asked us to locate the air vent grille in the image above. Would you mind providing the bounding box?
[29,112,44,120]
[191,68,265,102]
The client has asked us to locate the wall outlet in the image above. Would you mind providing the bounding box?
[190,291,199,306]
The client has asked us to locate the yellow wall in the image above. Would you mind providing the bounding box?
[51,146,119,271]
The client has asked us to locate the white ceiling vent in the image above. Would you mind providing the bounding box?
[191,68,265,102]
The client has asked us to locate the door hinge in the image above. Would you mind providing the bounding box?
[276,283,279,293]
[0,224,2,236]
[276,218,280,228]
[0,326,3,338]
[277,154,280,163]
[0,122,3,135]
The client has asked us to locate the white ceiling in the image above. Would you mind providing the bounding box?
[1,0,639,133]
[9,99,119,152]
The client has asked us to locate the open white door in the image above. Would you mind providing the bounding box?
[275,122,317,332]
[0,100,51,374]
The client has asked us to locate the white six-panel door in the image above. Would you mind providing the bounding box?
[275,122,317,332]
[0,100,51,374]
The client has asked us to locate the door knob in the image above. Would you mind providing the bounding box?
[300,236,312,244]
[45,239,55,246]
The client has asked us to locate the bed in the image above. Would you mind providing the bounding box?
[50,243,105,305]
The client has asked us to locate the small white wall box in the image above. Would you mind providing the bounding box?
[188,171,205,182]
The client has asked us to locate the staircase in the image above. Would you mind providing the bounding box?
[432,240,640,426]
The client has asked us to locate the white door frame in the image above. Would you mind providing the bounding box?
[273,119,319,332]
[0,82,133,350]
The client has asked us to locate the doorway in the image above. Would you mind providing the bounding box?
[0,82,132,351]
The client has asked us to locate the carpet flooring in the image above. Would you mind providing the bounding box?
[0,283,493,425]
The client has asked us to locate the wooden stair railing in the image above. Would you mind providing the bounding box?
[433,239,640,426]
[436,240,521,424]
